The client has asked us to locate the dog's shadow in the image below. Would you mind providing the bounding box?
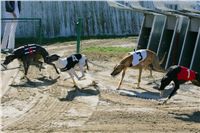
[10,76,59,88]
[169,111,200,123]
[59,85,100,101]
[1,66,21,71]
[118,87,174,100]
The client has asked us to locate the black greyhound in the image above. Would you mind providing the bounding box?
[158,65,200,104]
[2,44,59,78]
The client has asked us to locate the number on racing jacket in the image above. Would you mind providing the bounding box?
[136,52,143,61]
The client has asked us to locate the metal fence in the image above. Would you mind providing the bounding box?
[1,18,42,44]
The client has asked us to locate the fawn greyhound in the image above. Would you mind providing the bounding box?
[2,44,59,78]
[111,49,164,89]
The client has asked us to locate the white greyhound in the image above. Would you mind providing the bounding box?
[49,54,89,86]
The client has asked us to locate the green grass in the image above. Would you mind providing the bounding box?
[82,46,132,54]
[82,46,134,61]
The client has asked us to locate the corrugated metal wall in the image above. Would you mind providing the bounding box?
[137,13,200,73]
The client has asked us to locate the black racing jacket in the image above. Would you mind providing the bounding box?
[61,54,82,71]
[13,44,49,62]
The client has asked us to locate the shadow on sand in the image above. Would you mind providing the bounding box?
[170,111,200,123]
[10,76,59,88]
[118,87,174,100]
[59,85,100,101]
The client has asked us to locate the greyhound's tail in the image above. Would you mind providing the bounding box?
[87,60,106,68]
[196,73,200,82]
[159,52,167,65]
[152,54,165,73]
[191,73,200,86]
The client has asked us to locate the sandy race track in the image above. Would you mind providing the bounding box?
[1,37,200,133]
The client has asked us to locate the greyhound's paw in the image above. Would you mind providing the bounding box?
[158,102,164,105]
[152,85,159,90]
[146,75,154,79]
[78,76,85,80]
[158,101,167,105]
[158,98,168,105]
[54,75,60,80]
[73,85,77,88]
[48,76,55,79]
[20,76,26,80]
[73,85,80,90]
[136,85,141,89]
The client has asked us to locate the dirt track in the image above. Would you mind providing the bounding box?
[1,37,200,133]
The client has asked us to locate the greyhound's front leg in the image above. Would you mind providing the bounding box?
[117,68,127,90]
[70,68,80,79]
[160,80,180,105]
[167,80,180,100]
[53,64,60,74]
[147,64,153,78]
[67,70,77,87]
[149,69,153,78]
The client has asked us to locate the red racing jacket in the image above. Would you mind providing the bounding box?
[177,66,196,81]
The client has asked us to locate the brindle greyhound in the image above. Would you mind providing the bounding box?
[2,44,59,79]
[111,49,164,89]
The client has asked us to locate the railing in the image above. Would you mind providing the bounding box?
[1,18,42,44]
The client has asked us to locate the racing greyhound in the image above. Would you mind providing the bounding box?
[2,44,59,78]
[48,53,89,86]
[158,65,200,104]
[111,49,164,89]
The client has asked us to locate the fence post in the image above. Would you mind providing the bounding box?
[38,18,42,44]
[76,18,82,54]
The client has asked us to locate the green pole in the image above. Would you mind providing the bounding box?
[38,19,42,44]
[76,18,82,54]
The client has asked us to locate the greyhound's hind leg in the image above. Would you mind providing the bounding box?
[137,67,143,88]
[52,63,59,74]
[147,64,153,78]
[191,80,200,86]
[79,64,85,79]
[149,69,153,78]
[22,59,30,77]
[37,61,43,71]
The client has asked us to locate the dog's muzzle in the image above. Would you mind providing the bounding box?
[110,70,120,77]
[110,72,116,77]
